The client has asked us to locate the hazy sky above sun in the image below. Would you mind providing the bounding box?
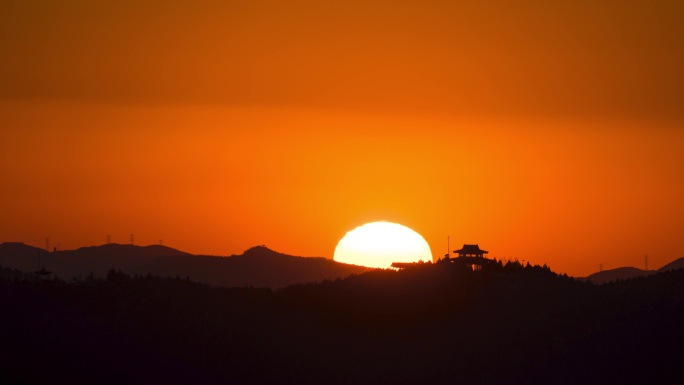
[1,0,683,276]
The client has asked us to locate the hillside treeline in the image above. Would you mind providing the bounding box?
[1,261,683,385]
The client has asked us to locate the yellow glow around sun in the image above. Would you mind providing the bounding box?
[334,221,433,268]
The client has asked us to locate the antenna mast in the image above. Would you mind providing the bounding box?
[444,236,450,259]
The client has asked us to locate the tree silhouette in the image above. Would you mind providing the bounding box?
[1,262,683,384]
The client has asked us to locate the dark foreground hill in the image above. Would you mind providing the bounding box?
[2,261,683,385]
[0,243,366,288]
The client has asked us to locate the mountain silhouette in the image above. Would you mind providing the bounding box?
[658,256,684,272]
[582,256,684,284]
[585,266,655,284]
[0,242,366,288]
[138,245,367,288]
[0,242,52,271]
[0,242,189,278]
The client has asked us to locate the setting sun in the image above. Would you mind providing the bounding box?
[334,221,432,268]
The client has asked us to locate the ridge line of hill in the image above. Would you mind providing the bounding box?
[0,242,367,288]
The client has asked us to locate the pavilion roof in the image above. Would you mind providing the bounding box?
[454,244,488,254]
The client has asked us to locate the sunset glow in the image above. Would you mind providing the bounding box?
[334,222,432,268]
[3,2,684,383]
[1,1,683,277]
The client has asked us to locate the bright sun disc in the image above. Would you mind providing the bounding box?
[334,221,432,268]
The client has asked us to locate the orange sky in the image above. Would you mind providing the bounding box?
[1,1,683,276]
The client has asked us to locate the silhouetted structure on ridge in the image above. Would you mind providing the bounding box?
[393,243,494,271]
[441,244,493,271]
[454,244,488,258]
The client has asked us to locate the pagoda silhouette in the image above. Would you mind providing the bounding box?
[392,243,494,270]
[444,244,493,270]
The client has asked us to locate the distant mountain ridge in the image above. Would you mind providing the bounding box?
[583,256,684,284]
[584,267,654,285]
[658,257,684,273]
[5,241,681,287]
[140,245,366,288]
[0,242,366,288]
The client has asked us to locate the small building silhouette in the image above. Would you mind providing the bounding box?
[446,244,492,270]
[392,244,493,271]
[454,244,488,258]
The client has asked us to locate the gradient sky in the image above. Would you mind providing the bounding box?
[2,0,683,276]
